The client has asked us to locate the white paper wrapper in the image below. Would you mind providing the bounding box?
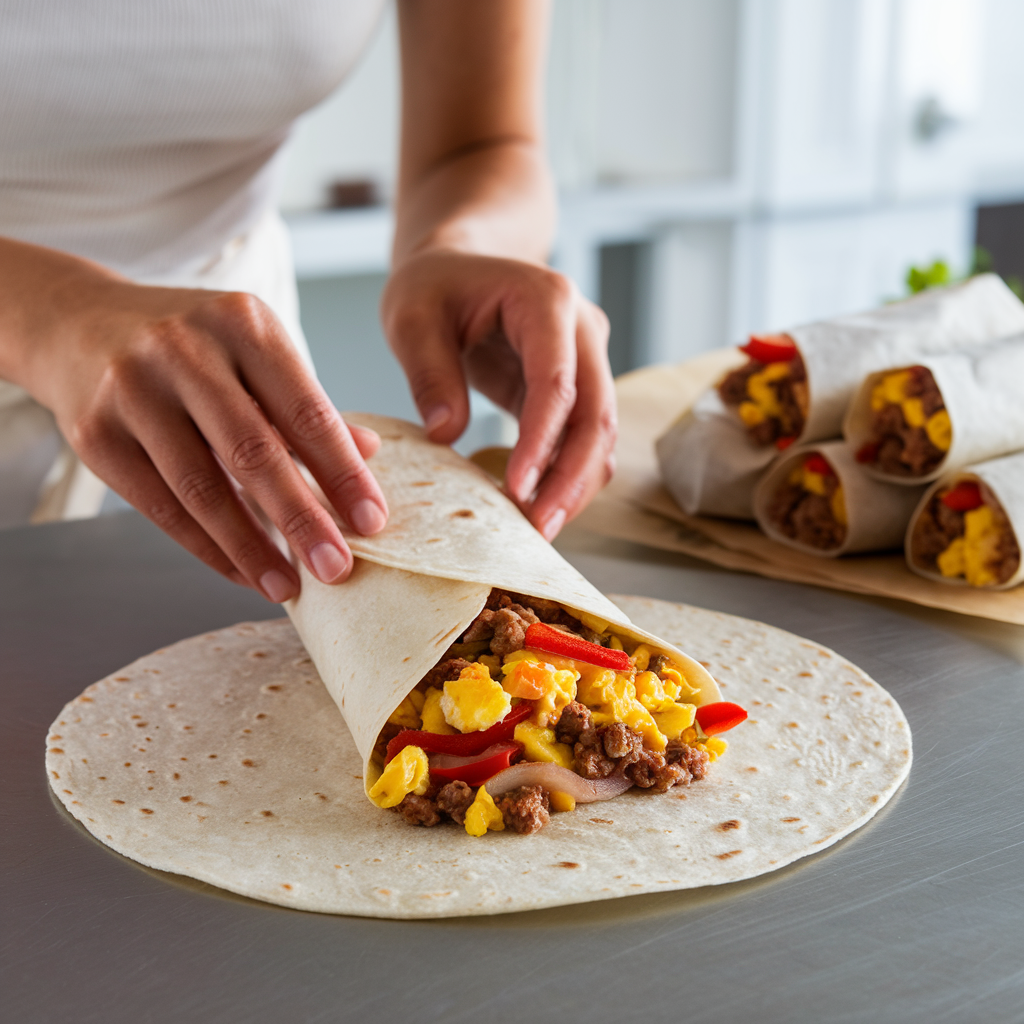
[655,389,776,520]
[905,451,1024,590]
[844,333,1024,484]
[754,441,927,557]
[790,274,1024,442]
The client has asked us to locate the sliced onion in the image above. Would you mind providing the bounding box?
[428,743,517,771]
[484,762,633,803]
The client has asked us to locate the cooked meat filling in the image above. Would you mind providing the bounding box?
[718,356,808,446]
[766,455,847,551]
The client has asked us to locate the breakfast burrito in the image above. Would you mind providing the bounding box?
[717,274,1024,449]
[285,415,746,837]
[844,334,1024,484]
[906,451,1024,589]
[753,441,926,557]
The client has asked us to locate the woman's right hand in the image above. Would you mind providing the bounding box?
[0,237,389,603]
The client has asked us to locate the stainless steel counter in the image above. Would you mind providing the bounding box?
[2,512,1022,1024]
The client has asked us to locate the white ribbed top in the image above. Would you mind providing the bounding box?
[0,0,385,277]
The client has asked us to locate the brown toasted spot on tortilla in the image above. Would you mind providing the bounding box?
[266,685,282,692]
[51,771,59,779]
[123,762,131,767]
[746,766,758,772]
[140,808,153,814]
[590,818,613,824]
[261,810,274,817]
[49,748,64,754]
[218,780,229,785]
[427,537,442,543]
[555,861,579,869]
[411,481,435,487]
[798,672,813,677]
[251,651,266,658]
[135,722,147,728]
[62,789,72,794]
[242,759,256,767]
[716,850,742,860]
[787,722,799,728]
[315,792,328,800]
[281,883,292,890]
[179,795,193,802]
[255,713,267,720]
[112,799,125,805]
[208,754,218,759]
[718,820,741,831]
[451,509,475,519]
[781,817,800,822]
[115,676,129,681]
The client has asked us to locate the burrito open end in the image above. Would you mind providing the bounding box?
[760,451,847,552]
[371,588,744,837]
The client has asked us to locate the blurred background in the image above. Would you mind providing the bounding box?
[280,0,1024,452]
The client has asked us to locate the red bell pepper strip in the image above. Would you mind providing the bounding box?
[740,334,798,364]
[385,701,534,764]
[775,435,797,451]
[941,481,983,512]
[695,701,748,737]
[803,453,835,477]
[855,441,880,464]
[429,742,522,787]
[524,621,631,671]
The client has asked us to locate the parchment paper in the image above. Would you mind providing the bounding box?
[573,351,1024,624]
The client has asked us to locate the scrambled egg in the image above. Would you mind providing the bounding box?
[741,361,792,426]
[464,785,504,837]
[441,662,512,732]
[368,745,429,808]
[680,726,728,762]
[936,504,1002,586]
[787,461,846,526]
[386,690,424,731]
[871,370,951,452]
[513,721,574,769]
[549,791,576,812]
[420,686,455,735]
[502,654,579,726]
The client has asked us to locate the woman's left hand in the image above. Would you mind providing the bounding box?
[381,248,616,541]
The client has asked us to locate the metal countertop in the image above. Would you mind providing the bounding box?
[2,512,1023,1024]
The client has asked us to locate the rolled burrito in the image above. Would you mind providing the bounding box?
[286,414,745,838]
[753,441,927,557]
[906,451,1024,590]
[717,274,1024,449]
[844,334,1024,485]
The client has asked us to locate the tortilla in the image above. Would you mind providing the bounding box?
[46,597,912,918]
[754,441,927,557]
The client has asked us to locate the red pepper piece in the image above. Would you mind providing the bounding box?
[695,701,748,737]
[855,441,879,464]
[775,435,797,451]
[385,701,535,763]
[740,333,798,364]
[524,621,631,671]
[803,453,835,477]
[941,481,983,512]
[429,742,522,787]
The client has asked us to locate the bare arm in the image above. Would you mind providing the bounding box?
[382,0,616,539]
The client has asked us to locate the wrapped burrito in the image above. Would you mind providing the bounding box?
[717,274,1024,449]
[286,415,746,837]
[844,334,1024,484]
[754,441,926,557]
[906,452,1024,589]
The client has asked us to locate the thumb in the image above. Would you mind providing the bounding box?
[388,320,471,446]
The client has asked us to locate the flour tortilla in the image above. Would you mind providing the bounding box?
[754,441,927,557]
[46,598,912,919]
[284,414,720,797]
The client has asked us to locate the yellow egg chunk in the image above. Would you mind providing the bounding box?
[937,537,966,578]
[514,721,574,769]
[464,786,505,837]
[901,396,926,429]
[963,506,1000,587]
[703,737,728,760]
[651,701,696,740]
[607,636,625,651]
[476,653,501,677]
[634,669,667,709]
[801,468,828,496]
[575,666,621,708]
[577,611,610,634]
[831,484,847,526]
[739,401,766,426]
[386,694,422,731]
[746,363,789,418]
[549,790,576,813]
[631,644,652,672]
[420,687,455,735]
[503,659,578,727]
[925,409,952,452]
[441,663,512,733]
[367,746,429,808]
[878,369,911,405]
[661,665,699,699]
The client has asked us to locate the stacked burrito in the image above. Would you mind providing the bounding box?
[656,274,1024,589]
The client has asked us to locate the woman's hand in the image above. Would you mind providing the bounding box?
[382,249,615,539]
[3,239,388,603]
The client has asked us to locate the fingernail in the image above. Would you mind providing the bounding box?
[424,405,451,435]
[518,466,540,501]
[541,507,566,541]
[260,569,295,603]
[309,542,349,583]
[349,499,387,536]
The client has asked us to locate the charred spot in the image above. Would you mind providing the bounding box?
[718,820,741,831]
[451,509,475,519]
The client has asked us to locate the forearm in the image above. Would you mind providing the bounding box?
[392,138,556,267]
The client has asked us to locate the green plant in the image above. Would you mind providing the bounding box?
[904,247,1022,300]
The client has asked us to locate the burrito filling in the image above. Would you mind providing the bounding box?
[855,367,951,477]
[765,453,847,551]
[369,590,746,836]
[909,480,1020,587]
[718,334,808,449]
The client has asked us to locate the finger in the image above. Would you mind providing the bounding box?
[170,370,361,586]
[118,394,306,599]
[384,305,471,445]
[190,293,389,539]
[347,422,381,460]
[73,419,257,592]
[522,301,616,540]
[501,272,579,504]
